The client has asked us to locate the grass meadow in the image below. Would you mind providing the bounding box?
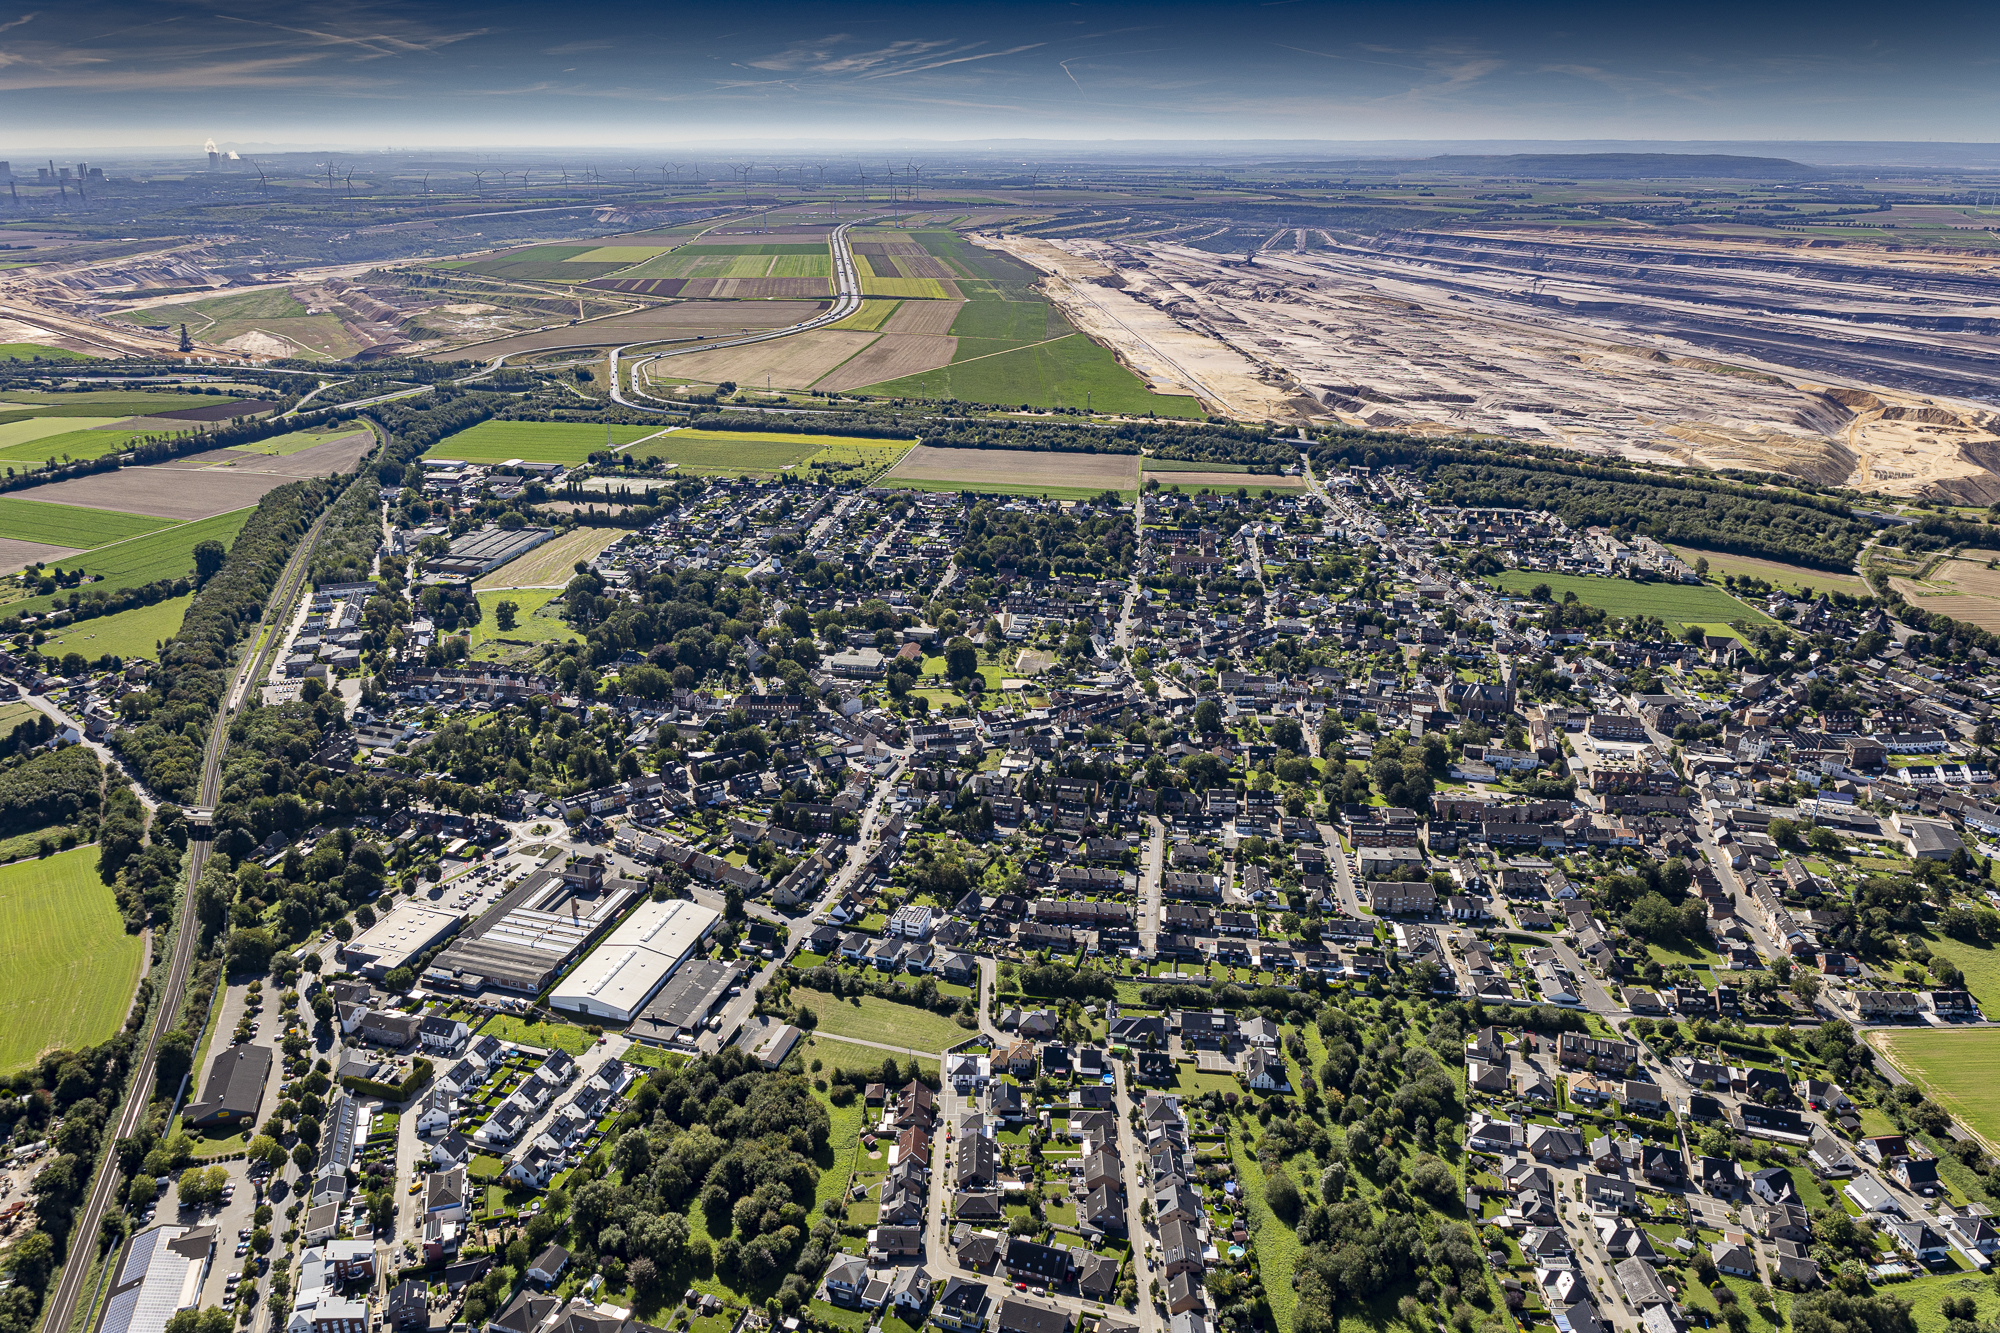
[0,428,150,468]
[787,988,969,1055]
[862,333,1204,416]
[1490,571,1773,629]
[0,343,94,362]
[0,847,144,1071]
[40,595,194,661]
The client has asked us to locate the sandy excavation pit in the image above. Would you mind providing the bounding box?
[1011,230,2000,500]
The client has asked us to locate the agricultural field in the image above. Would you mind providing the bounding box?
[881,444,1140,496]
[1150,472,1306,492]
[445,300,827,358]
[801,440,915,481]
[0,495,173,548]
[39,594,194,661]
[444,245,632,283]
[425,420,664,466]
[473,528,624,590]
[0,391,255,428]
[19,442,365,521]
[0,343,93,361]
[824,301,900,333]
[230,426,371,457]
[1490,570,1773,630]
[0,847,145,1072]
[647,330,879,392]
[1668,546,1872,599]
[1142,457,1258,473]
[114,288,363,358]
[0,416,127,449]
[1888,554,2000,633]
[1,508,256,619]
[626,428,900,475]
[864,331,1205,416]
[469,588,578,661]
[0,427,149,468]
[1871,1029,2000,1151]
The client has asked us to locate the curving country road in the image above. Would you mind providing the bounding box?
[38,497,340,1333]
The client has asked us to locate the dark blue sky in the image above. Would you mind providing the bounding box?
[2,0,1996,152]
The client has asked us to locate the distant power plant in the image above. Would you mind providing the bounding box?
[205,137,220,169]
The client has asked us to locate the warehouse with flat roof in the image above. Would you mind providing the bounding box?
[338,901,466,980]
[549,897,721,1024]
[424,525,553,579]
[427,858,637,996]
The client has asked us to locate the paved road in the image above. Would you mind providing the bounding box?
[40,499,340,1333]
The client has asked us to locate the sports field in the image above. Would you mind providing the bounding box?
[0,847,145,1071]
[426,420,664,466]
[40,595,193,661]
[628,429,912,475]
[882,444,1139,496]
[5,508,257,619]
[0,495,173,548]
[1872,1029,2000,1151]
[1491,571,1773,629]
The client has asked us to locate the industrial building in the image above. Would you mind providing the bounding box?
[426,858,638,996]
[95,1225,216,1333]
[337,901,466,980]
[183,1045,271,1129]
[423,525,553,579]
[548,898,721,1024]
[628,958,751,1045]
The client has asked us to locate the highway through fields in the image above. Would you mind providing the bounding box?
[37,491,344,1333]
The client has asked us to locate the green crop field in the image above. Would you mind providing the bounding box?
[0,416,127,449]
[629,429,912,475]
[0,343,93,362]
[1874,1030,2000,1151]
[229,426,370,457]
[0,393,249,427]
[566,246,674,264]
[769,255,833,277]
[0,847,145,1071]
[0,428,149,468]
[426,420,664,465]
[825,301,900,332]
[1490,571,1773,629]
[861,333,1205,416]
[40,595,194,661]
[0,496,173,549]
[3,508,257,619]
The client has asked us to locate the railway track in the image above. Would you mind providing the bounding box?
[37,496,340,1333]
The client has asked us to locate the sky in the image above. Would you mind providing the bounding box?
[1,0,1997,153]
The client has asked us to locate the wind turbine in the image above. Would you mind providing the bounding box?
[471,169,486,195]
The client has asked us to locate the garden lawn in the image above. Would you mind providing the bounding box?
[788,989,967,1055]
[1490,571,1773,630]
[1230,1137,1302,1333]
[0,847,144,1071]
[477,1013,597,1055]
[39,595,192,662]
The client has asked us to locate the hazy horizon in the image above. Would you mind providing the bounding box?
[1,0,1996,154]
